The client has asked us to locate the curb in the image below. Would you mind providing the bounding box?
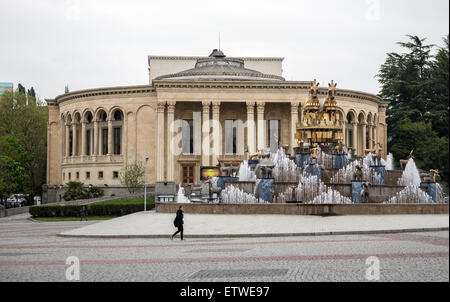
[57,227,449,239]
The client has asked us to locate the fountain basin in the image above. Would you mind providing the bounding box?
[156,202,449,216]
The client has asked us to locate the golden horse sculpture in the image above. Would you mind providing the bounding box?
[399,150,414,169]
[364,141,383,165]
[248,152,261,160]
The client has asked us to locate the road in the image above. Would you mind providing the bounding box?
[0,214,448,282]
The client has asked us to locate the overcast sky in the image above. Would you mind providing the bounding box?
[0,0,448,100]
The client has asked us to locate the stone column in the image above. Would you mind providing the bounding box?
[361,123,367,154]
[374,125,378,146]
[202,101,211,166]
[212,101,221,165]
[107,119,113,155]
[256,102,266,151]
[93,120,99,156]
[246,101,256,154]
[81,121,87,156]
[290,102,300,154]
[71,122,77,156]
[352,122,358,155]
[156,101,166,181]
[368,124,373,149]
[167,101,176,182]
[65,124,70,157]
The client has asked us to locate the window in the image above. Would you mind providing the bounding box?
[347,129,353,148]
[63,173,65,180]
[225,120,237,154]
[86,172,90,180]
[76,172,79,179]
[114,110,123,121]
[68,172,71,180]
[113,171,119,179]
[113,127,121,155]
[102,128,108,155]
[69,131,73,156]
[182,166,194,185]
[182,120,193,154]
[86,129,91,156]
[268,120,280,153]
[98,171,103,179]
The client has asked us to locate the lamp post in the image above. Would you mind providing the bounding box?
[144,156,149,211]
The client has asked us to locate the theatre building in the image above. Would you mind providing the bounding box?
[44,49,387,202]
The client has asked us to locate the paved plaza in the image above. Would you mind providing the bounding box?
[58,211,449,238]
[0,213,448,282]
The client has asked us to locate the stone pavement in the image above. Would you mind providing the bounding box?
[0,214,448,281]
[58,211,449,238]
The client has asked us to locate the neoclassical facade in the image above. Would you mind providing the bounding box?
[45,49,388,195]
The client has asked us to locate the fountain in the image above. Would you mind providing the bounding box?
[386,153,394,170]
[181,81,447,210]
[177,185,190,203]
[397,158,421,187]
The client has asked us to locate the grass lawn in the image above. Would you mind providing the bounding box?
[33,216,118,222]
[92,196,155,206]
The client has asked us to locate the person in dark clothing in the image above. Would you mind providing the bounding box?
[80,205,88,221]
[171,206,184,240]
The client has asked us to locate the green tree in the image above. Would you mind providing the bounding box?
[0,89,48,198]
[377,34,449,186]
[0,135,31,201]
[119,161,145,194]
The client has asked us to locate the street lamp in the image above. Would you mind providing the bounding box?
[144,155,149,212]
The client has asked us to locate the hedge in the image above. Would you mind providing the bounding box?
[29,202,154,218]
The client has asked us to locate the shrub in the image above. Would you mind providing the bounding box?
[29,198,154,218]
[63,182,104,201]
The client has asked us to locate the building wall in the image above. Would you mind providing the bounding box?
[46,83,385,192]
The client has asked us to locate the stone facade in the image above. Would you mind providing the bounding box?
[44,52,387,202]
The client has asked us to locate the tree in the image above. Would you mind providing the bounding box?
[377,34,449,187]
[65,85,69,94]
[119,161,145,194]
[0,89,48,199]
[0,135,31,202]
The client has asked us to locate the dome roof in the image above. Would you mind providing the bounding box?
[154,49,285,82]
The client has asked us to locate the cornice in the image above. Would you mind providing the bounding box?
[53,85,156,105]
[148,55,284,62]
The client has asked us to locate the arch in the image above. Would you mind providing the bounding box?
[357,111,366,124]
[81,109,93,123]
[109,106,125,121]
[73,111,82,123]
[65,112,72,124]
[95,108,108,122]
[110,107,125,121]
[366,112,373,125]
[346,110,356,123]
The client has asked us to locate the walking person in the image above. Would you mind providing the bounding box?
[80,205,88,221]
[171,206,184,240]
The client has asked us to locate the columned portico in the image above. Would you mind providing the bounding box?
[212,101,221,165]
[167,101,176,181]
[202,101,211,166]
[107,119,113,156]
[246,101,256,154]
[65,124,70,157]
[156,101,166,181]
[81,121,87,156]
[93,120,99,156]
[256,102,265,151]
[352,122,358,155]
[290,102,300,154]
[361,123,367,154]
[71,122,77,156]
